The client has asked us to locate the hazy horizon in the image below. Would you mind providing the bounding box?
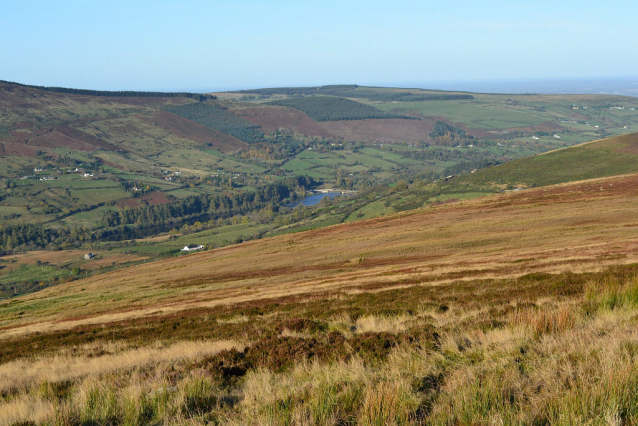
[6,76,638,98]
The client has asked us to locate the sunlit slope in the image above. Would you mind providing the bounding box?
[3,171,638,340]
[459,131,638,188]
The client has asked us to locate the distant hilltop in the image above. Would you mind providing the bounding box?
[0,80,216,101]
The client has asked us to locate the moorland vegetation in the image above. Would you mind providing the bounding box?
[2,169,638,424]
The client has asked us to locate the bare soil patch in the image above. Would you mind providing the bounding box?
[234,106,336,138]
[116,191,172,208]
[319,118,436,144]
[0,141,37,157]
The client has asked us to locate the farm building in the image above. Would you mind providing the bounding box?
[182,245,204,251]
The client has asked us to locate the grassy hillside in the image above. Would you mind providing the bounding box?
[456,131,638,187]
[3,80,638,301]
[3,172,638,423]
[5,83,638,424]
[370,131,638,214]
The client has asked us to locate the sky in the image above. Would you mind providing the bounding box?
[2,0,638,92]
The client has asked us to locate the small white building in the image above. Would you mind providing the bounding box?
[182,244,204,251]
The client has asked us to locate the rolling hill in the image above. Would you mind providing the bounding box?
[3,137,638,422]
[4,84,638,424]
[456,131,638,187]
[3,81,637,297]
[375,130,638,213]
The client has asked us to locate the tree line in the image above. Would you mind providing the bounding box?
[164,102,265,143]
[429,121,476,146]
[400,146,495,163]
[1,80,215,101]
[344,92,473,103]
[104,176,313,227]
[238,85,359,97]
[268,96,415,122]
[0,177,315,253]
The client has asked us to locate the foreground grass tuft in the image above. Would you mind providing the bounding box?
[4,266,638,424]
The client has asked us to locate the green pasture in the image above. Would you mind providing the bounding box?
[0,265,71,286]
[344,200,396,222]
[162,222,271,248]
[282,148,412,179]
[94,151,157,173]
[61,206,117,228]
[454,138,638,188]
[376,100,547,129]
[157,149,261,174]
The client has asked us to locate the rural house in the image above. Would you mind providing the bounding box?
[182,244,204,251]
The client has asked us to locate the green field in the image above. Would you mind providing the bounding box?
[0,265,71,287]
[377,100,548,129]
[455,133,638,188]
[162,222,271,248]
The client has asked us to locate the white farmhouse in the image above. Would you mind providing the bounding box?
[182,244,204,251]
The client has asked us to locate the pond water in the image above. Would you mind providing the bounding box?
[287,192,345,208]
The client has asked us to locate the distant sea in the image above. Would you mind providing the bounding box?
[406,77,638,97]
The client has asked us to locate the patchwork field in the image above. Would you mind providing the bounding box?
[4,170,638,335]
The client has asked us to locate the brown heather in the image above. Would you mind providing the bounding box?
[3,173,638,423]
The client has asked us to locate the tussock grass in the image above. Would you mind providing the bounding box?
[0,339,240,395]
[586,274,638,311]
[354,314,414,334]
[0,396,54,426]
[509,304,577,337]
[6,265,638,424]
[216,314,250,324]
[4,281,638,424]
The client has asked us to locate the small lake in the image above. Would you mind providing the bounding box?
[287,192,345,208]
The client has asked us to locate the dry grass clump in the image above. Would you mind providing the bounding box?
[0,396,55,426]
[216,314,250,324]
[0,341,241,400]
[359,381,415,425]
[354,314,414,334]
[509,304,577,337]
[0,365,237,426]
[0,339,241,395]
[5,267,638,424]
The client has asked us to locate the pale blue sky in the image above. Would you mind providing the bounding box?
[1,0,637,91]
